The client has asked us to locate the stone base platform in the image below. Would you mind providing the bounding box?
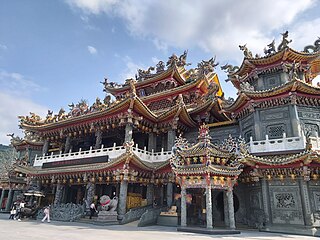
[260,225,320,237]
[177,227,241,235]
[97,211,118,222]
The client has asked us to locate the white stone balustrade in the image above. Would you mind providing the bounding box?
[309,136,320,150]
[249,133,307,154]
[132,145,173,162]
[33,143,173,167]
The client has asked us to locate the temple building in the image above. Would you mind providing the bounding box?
[3,33,320,236]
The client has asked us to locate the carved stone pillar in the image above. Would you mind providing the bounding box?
[160,185,164,205]
[227,189,236,229]
[181,186,187,227]
[118,180,128,220]
[12,190,20,204]
[289,104,301,137]
[5,189,14,211]
[0,189,6,209]
[64,136,71,154]
[261,178,272,227]
[206,186,213,229]
[148,132,156,151]
[146,184,154,205]
[167,129,176,151]
[299,178,314,226]
[85,182,95,210]
[54,184,65,205]
[42,139,49,155]
[253,110,261,141]
[223,191,230,227]
[94,129,103,149]
[166,182,173,207]
[125,124,133,142]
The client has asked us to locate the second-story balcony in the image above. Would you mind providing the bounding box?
[248,133,320,155]
[33,143,173,168]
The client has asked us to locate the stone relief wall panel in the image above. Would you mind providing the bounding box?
[259,106,291,137]
[309,186,320,225]
[244,185,265,228]
[298,106,320,137]
[184,129,198,144]
[234,185,247,224]
[298,106,320,120]
[209,125,240,144]
[269,185,303,225]
[262,73,281,90]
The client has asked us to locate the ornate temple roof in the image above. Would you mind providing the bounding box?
[170,124,243,177]
[18,52,229,137]
[240,150,320,167]
[221,34,320,91]
[223,78,320,113]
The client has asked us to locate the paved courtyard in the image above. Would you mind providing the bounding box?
[0,214,315,240]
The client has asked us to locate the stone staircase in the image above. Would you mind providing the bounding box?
[77,215,119,226]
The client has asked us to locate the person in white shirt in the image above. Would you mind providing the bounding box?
[89,202,96,219]
[41,206,51,223]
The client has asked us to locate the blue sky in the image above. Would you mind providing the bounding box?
[0,0,320,144]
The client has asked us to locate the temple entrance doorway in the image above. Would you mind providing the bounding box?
[65,185,85,204]
[215,191,239,226]
[186,188,206,227]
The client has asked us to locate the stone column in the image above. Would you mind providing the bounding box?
[299,178,314,226]
[118,180,128,220]
[226,189,236,229]
[181,186,187,227]
[125,124,133,143]
[42,139,49,155]
[261,178,271,227]
[0,189,5,209]
[253,110,261,141]
[148,132,156,151]
[64,136,71,153]
[223,191,230,227]
[146,184,154,205]
[206,186,213,229]
[167,129,176,151]
[166,182,173,207]
[94,129,103,149]
[5,189,14,211]
[160,185,164,205]
[12,190,20,204]
[289,104,301,137]
[54,184,65,205]
[85,182,96,210]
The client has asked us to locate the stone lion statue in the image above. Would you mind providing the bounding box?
[99,195,118,212]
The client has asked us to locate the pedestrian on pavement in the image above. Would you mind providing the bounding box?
[41,205,51,223]
[89,202,97,219]
[9,204,16,220]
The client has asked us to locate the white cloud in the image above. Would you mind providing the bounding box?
[0,92,48,145]
[0,70,48,145]
[118,55,145,80]
[65,0,318,62]
[0,69,45,96]
[87,45,98,54]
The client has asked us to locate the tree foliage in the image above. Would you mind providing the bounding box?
[0,147,18,180]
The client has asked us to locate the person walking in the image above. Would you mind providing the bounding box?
[41,205,51,223]
[9,204,16,220]
[89,202,96,219]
